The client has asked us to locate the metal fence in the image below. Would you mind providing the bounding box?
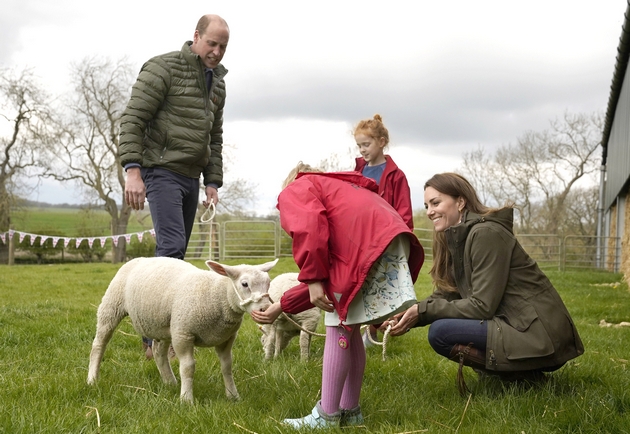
[184,221,621,272]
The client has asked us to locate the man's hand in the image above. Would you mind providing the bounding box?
[203,185,219,207]
[124,168,146,210]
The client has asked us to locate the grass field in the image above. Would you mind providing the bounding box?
[10,207,152,236]
[0,258,629,433]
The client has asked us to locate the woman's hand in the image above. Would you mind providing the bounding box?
[308,282,334,312]
[250,301,283,324]
[389,304,421,336]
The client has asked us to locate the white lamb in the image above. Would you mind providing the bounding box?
[260,272,322,361]
[87,256,278,403]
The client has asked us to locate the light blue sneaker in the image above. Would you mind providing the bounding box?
[283,401,340,429]
[341,405,364,426]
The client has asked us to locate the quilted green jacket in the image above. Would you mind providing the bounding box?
[119,41,227,187]
[416,209,584,371]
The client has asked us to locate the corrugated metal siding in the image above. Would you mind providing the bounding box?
[604,62,630,210]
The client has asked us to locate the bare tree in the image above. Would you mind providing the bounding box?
[0,68,52,262]
[460,111,603,235]
[317,145,356,172]
[209,144,259,217]
[41,57,134,262]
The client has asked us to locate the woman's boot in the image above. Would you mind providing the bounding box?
[449,343,486,396]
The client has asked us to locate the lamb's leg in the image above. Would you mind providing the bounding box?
[215,334,240,400]
[87,296,127,384]
[263,325,275,360]
[173,340,195,403]
[299,331,312,361]
[153,340,177,386]
[273,328,284,358]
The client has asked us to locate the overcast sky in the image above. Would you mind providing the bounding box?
[1,0,627,214]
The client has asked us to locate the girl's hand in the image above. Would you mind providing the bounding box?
[250,302,283,324]
[308,282,334,312]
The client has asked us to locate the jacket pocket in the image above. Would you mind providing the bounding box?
[496,312,555,360]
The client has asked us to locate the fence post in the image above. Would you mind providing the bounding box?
[558,237,567,272]
[8,229,15,266]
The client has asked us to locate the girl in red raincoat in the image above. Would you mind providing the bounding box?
[251,162,424,429]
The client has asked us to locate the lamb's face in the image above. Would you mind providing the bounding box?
[234,272,271,313]
[236,274,273,313]
[205,259,278,313]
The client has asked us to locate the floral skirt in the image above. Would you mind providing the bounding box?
[325,234,417,326]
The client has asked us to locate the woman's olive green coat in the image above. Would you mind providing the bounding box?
[416,209,584,371]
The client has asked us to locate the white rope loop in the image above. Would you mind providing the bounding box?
[200,201,216,223]
[361,324,393,361]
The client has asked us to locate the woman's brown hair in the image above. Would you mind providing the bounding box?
[424,173,506,293]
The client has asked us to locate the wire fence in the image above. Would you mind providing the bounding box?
[183,221,621,272]
[3,219,621,272]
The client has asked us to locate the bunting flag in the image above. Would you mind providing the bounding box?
[0,229,154,250]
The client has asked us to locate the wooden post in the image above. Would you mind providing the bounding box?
[8,229,15,266]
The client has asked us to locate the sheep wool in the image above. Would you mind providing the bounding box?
[260,273,322,361]
[87,256,278,403]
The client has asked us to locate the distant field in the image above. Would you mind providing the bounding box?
[10,207,152,236]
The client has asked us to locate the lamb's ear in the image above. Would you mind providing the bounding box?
[206,260,229,276]
[258,258,279,273]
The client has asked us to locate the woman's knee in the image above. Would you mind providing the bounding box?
[427,320,452,358]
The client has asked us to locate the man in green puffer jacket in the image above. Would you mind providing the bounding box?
[119,14,229,359]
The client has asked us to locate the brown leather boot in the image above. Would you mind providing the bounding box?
[449,343,486,396]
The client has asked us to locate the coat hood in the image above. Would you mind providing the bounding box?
[446,208,515,244]
[295,171,379,193]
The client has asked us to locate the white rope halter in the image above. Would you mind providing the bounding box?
[229,279,271,308]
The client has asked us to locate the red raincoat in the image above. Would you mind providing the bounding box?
[277,172,424,326]
[354,155,413,229]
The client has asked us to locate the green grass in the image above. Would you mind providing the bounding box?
[0,259,629,433]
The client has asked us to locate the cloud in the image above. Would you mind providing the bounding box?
[3,0,625,212]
